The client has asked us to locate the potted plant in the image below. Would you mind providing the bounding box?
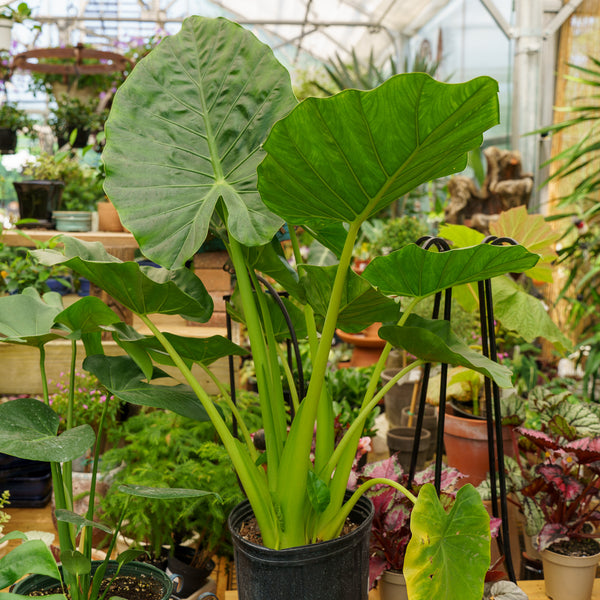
[0,288,221,599]
[351,456,466,599]
[0,102,34,154]
[14,152,66,228]
[49,94,108,148]
[26,16,553,600]
[16,151,103,230]
[477,383,600,600]
[99,407,249,596]
[516,428,600,600]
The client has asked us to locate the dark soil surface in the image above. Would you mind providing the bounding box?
[27,573,167,600]
[238,516,358,546]
[549,538,600,557]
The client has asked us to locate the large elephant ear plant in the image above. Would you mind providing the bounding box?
[33,16,541,600]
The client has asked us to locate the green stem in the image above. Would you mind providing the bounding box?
[276,219,362,547]
[139,314,279,547]
[228,237,285,484]
[323,360,424,480]
[318,477,417,541]
[202,365,258,460]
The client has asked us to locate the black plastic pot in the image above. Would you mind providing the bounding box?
[13,180,65,228]
[166,545,215,598]
[0,127,17,154]
[228,494,374,600]
[11,560,173,599]
[58,128,90,149]
[0,453,52,507]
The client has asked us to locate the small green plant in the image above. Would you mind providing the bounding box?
[0,102,34,132]
[0,2,32,22]
[0,490,9,538]
[0,232,72,295]
[368,216,430,257]
[22,151,104,211]
[100,407,247,566]
[49,95,109,145]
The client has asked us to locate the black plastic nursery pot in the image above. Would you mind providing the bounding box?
[11,560,173,600]
[228,494,374,600]
[13,180,65,228]
[0,127,17,154]
[166,545,215,598]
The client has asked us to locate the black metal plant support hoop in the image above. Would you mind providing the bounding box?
[225,268,305,439]
[405,235,517,583]
[223,235,517,582]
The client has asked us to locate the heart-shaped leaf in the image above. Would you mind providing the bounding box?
[55,296,121,337]
[378,315,512,388]
[34,236,213,323]
[103,16,297,268]
[363,243,538,298]
[0,398,95,462]
[258,74,499,233]
[0,539,62,589]
[404,483,490,600]
[0,288,63,347]
[83,355,212,422]
[60,549,92,576]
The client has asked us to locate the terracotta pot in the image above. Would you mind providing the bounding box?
[541,548,600,600]
[400,405,438,460]
[381,369,415,427]
[97,200,124,231]
[336,327,386,367]
[386,426,431,472]
[379,570,408,600]
[443,405,514,486]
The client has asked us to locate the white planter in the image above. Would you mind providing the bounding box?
[379,570,408,600]
[541,548,600,600]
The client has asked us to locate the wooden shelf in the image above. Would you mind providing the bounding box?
[2,229,139,250]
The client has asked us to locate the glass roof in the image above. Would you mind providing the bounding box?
[7,0,457,68]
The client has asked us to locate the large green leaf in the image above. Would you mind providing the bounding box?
[404,483,490,600]
[55,296,121,337]
[114,331,247,366]
[102,16,297,268]
[258,74,499,230]
[0,288,63,347]
[363,243,538,298]
[83,355,212,422]
[300,265,401,332]
[0,398,95,462]
[34,237,213,323]
[490,276,572,353]
[378,315,513,388]
[0,539,62,589]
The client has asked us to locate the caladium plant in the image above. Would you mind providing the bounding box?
[19,14,553,600]
[349,456,465,588]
